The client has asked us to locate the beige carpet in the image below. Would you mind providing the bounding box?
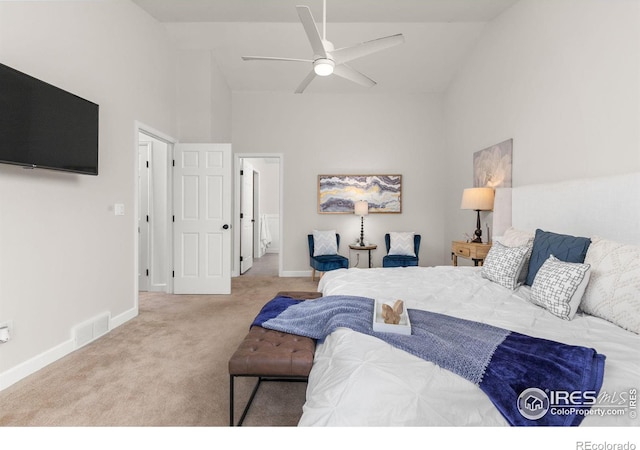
[0,276,319,427]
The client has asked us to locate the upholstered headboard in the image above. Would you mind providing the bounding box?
[493,172,640,245]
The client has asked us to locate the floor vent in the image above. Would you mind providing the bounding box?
[73,313,110,348]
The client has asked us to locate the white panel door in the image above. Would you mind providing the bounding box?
[173,143,232,294]
[240,161,254,274]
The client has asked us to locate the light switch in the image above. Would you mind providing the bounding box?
[114,203,125,216]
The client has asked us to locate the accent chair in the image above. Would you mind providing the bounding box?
[382,233,421,267]
[308,233,349,281]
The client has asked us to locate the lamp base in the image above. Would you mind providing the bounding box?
[472,210,483,243]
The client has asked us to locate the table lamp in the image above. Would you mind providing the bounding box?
[354,200,369,246]
[460,187,494,243]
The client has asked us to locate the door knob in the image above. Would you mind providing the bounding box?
[222,224,230,230]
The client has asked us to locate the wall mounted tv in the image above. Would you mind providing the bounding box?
[0,62,99,175]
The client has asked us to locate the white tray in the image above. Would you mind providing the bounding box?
[372,300,411,335]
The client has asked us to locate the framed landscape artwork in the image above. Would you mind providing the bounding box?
[473,139,513,188]
[318,174,402,213]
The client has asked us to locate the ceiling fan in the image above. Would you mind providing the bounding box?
[241,0,405,94]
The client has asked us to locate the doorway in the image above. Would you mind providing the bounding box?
[135,123,235,296]
[234,155,282,277]
[135,124,176,295]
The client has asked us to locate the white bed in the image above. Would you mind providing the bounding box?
[297,173,640,427]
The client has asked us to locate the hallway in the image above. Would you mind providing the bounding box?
[241,253,279,277]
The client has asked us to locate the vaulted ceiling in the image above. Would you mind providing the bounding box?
[132,0,519,94]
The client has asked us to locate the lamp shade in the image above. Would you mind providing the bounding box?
[354,200,369,216]
[460,187,494,211]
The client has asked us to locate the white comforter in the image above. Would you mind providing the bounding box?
[299,266,640,426]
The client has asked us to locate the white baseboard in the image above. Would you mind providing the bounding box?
[110,305,138,330]
[280,270,312,278]
[0,339,75,391]
[0,306,138,392]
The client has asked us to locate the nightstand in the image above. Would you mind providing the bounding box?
[451,241,491,266]
[349,244,377,268]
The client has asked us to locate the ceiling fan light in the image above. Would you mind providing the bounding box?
[314,58,335,76]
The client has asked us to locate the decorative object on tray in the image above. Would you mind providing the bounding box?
[318,174,402,213]
[373,299,411,335]
[382,299,404,324]
[354,200,369,246]
[473,139,512,188]
[460,187,495,243]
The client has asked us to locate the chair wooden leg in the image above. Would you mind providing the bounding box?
[311,268,316,281]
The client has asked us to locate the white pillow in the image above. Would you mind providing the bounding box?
[388,232,416,256]
[499,227,534,247]
[481,241,530,290]
[313,230,338,256]
[581,237,640,334]
[530,255,591,320]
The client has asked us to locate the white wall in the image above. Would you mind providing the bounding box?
[176,49,232,143]
[245,158,280,255]
[443,0,640,260]
[0,0,176,388]
[250,158,280,217]
[232,92,446,272]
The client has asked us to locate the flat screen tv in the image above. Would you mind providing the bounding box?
[0,62,99,175]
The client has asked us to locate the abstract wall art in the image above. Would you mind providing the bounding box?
[318,174,402,213]
[473,139,513,188]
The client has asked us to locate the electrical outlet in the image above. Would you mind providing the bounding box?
[0,321,13,343]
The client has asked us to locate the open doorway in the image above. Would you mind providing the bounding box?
[234,155,282,277]
[135,123,176,295]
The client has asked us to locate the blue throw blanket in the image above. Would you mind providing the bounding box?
[253,295,606,427]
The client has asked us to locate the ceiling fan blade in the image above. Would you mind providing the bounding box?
[295,70,316,94]
[242,56,312,63]
[332,34,405,65]
[296,5,327,58]
[333,64,376,88]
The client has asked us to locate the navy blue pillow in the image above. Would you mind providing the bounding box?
[525,229,591,286]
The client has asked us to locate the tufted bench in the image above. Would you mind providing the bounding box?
[228,291,322,426]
